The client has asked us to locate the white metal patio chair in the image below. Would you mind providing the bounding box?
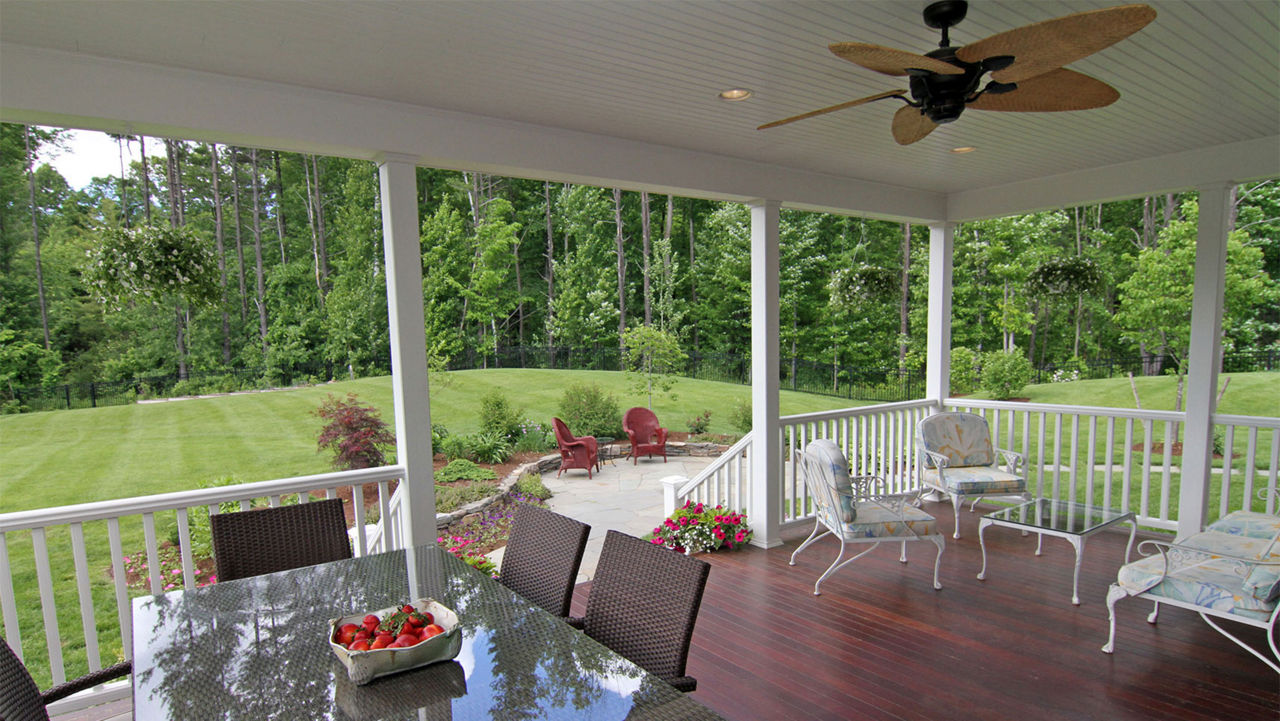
[790,439,944,596]
[917,411,1031,539]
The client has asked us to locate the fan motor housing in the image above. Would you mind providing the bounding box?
[910,47,983,123]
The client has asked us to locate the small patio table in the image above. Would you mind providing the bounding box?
[131,543,724,720]
[977,498,1136,606]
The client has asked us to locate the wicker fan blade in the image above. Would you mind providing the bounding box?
[968,69,1119,112]
[757,90,908,130]
[830,43,964,77]
[892,106,937,145]
[955,4,1156,84]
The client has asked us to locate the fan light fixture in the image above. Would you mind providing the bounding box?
[718,88,753,101]
[950,146,976,153]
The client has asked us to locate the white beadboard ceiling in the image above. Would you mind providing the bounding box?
[0,0,1276,204]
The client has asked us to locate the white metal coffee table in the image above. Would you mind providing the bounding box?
[977,498,1136,605]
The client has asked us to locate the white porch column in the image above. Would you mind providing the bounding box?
[1176,183,1232,540]
[925,223,955,405]
[749,200,782,548]
[378,154,435,548]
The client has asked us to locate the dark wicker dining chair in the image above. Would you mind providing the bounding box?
[209,498,352,582]
[498,503,591,617]
[570,530,710,692]
[1,639,130,721]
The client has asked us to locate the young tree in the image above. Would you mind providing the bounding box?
[622,324,687,408]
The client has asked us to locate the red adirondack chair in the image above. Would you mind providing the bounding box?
[623,407,668,464]
[552,417,599,478]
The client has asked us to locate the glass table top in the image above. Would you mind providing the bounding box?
[983,498,1134,535]
[131,544,724,721]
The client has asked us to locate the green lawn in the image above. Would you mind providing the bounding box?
[0,369,1274,688]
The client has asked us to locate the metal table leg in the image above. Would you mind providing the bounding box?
[977,517,992,581]
[1066,534,1086,605]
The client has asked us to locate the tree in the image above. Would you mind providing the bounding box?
[622,325,687,409]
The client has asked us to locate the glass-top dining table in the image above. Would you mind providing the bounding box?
[131,543,726,720]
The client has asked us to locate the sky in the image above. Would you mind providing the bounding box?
[35,128,154,190]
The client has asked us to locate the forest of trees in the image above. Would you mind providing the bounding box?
[1,123,1277,409]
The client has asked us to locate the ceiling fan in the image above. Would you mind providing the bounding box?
[758,1,1156,145]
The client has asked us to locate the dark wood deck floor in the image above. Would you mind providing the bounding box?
[576,500,1279,721]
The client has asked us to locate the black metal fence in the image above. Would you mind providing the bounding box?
[1031,349,1279,384]
[449,345,925,403]
[6,345,1273,415]
[4,362,332,413]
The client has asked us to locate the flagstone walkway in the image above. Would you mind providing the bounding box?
[540,452,714,581]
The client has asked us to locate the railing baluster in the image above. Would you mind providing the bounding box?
[239,499,251,512]
[268,494,282,508]
[1220,424,1236,519]
[1035,412,1047,498]
[353,485,369,556]
[106,518,131,661]
[69,522,102,672]
[176,508,196,589]
[1051,413,1063,500]
[1067,414,1079,504]
[141,512,164,595]
[1267,429,1279,515]
[1140,419,1153,520]
[1103,417,1116,508]
[1244,427,1259,511]
[1159,420,1174,522]
[0,532,23,660]
[31,527,66,685]
[326,488,338,501]
[1122,419,1134,513]
[1085,416,1097,508]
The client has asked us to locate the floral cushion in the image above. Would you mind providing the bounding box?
[919,412,994,468]
[841,503,939,540]
[1117,530,1280,619]
[1207,510,1280,541]
[920,465,1026,496]
[804,440,856,522]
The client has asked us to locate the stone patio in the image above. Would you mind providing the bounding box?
[539,450,714,581]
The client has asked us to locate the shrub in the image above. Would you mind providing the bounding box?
[511,420,554,453]
[435,481,498,512]
[438,434,473,461]
[480,391,524,442]
[431,423,449,450]
[436,459,499,483]
[686,410,711,434]
[728,399,753,433]
[512,472,551,500]
[314,393,396,470]
[645,500,753,554]
[469,432,512,464]
[950,347,979,394]
[981,350,1034,400]
[557,382,622,438]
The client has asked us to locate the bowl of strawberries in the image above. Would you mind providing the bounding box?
[329,599,462,685]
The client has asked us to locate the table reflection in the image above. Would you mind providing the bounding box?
[132,545,722,720]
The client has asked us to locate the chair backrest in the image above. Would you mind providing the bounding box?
[583,531,710,683]
[552,417,578,448]
[917,412,994,468]
[499,503,591,617]
[210,498,352,582]
[623,407,661,442]
[799,439,856,529]
[0,639,48,721]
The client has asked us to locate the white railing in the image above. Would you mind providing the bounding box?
[944,400,1280,531]
[663,433,753,516]
[667,398,1278,537]
[0,465,405,710]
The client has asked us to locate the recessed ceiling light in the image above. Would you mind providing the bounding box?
[718,88,753,101]
[950,146,977,154]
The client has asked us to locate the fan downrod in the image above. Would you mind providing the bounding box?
[923,0,968,46]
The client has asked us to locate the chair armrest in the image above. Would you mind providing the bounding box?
[920,448,951,468]
[1135,539,1280,585]
[566,616,585,630]
[994,447,1024,474]
[656,427,669,444]
[580,436,598,454]
[42,661,131,705]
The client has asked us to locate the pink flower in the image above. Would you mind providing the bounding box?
[673,546,685,554]
[209,575,217,582]
[170,569,182,575]
[650,538,663,544]
[713,528,725,539]
[724,541,734,549]
[735,531,747,542]
[678,517,688,526]
[164,583,175,590]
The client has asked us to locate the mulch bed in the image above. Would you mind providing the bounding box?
[1130,441,1234,459]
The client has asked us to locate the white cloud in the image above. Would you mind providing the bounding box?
[35,128,161,191]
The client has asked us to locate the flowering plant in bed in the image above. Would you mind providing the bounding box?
[646,500,753,554]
